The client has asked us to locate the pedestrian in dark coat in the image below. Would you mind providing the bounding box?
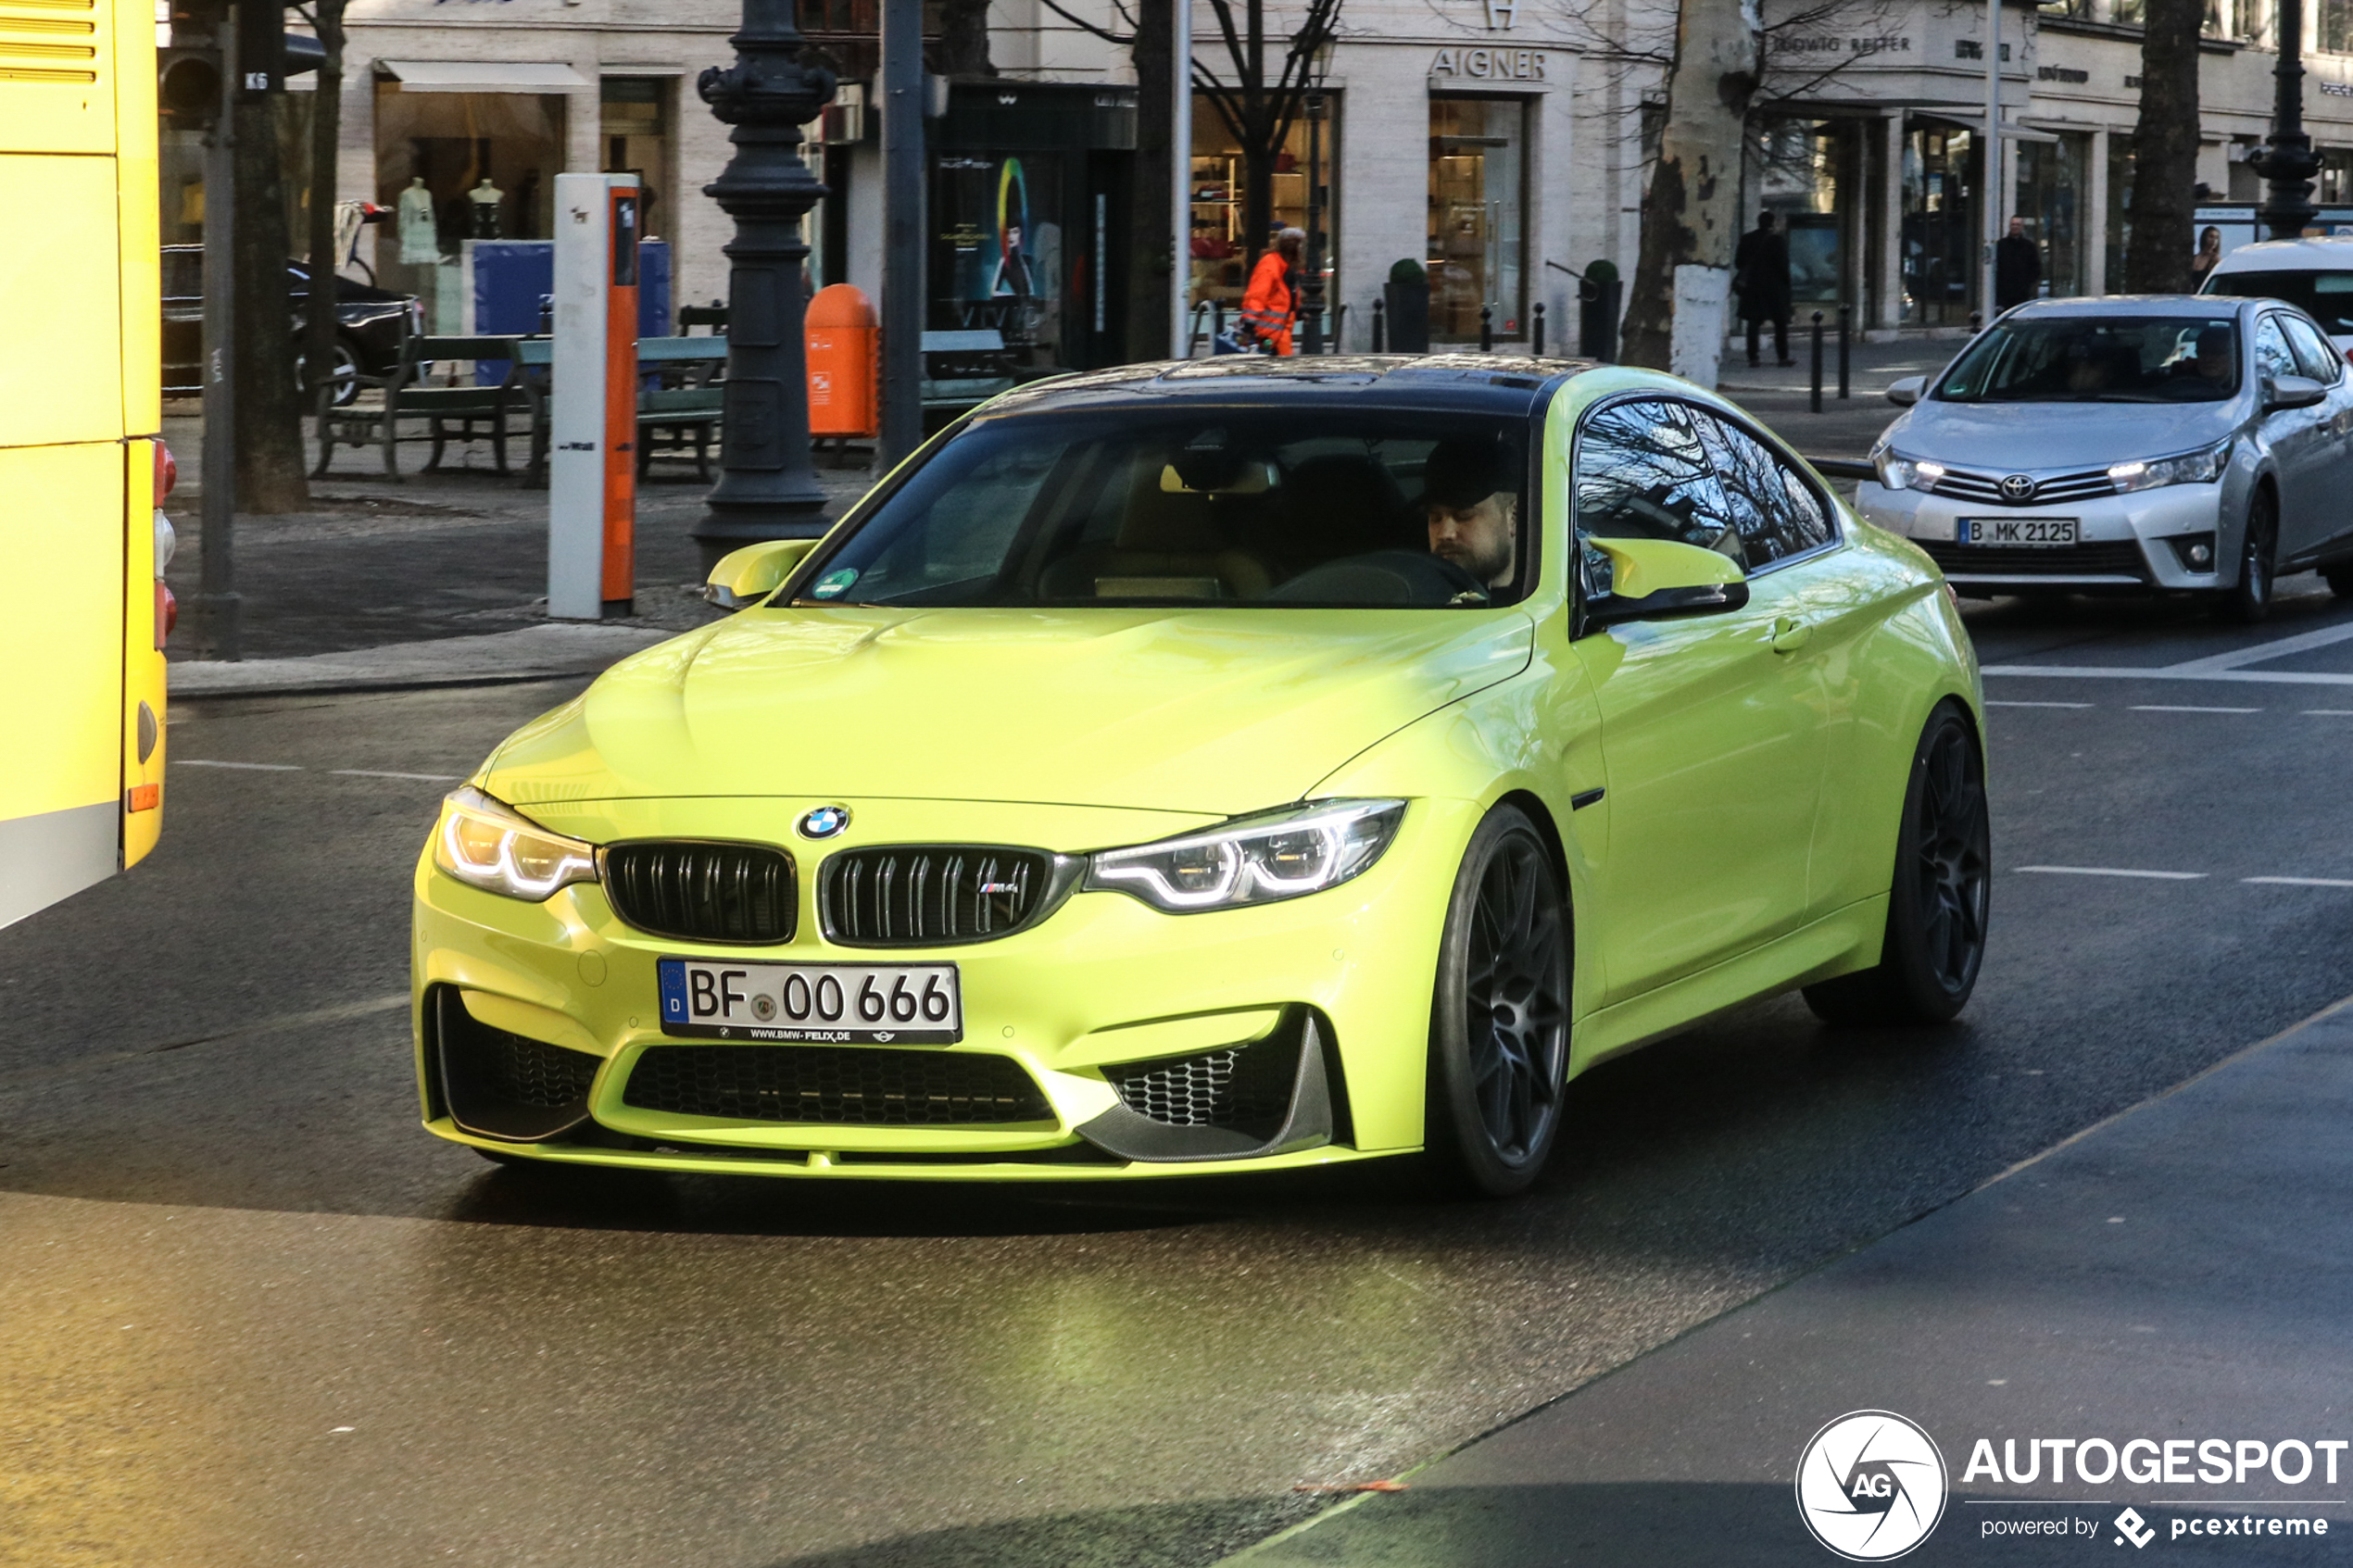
[1994,216,2041,315]
[1733,211,1793,367]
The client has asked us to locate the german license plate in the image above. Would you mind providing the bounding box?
[657,958,963,1045]
[1961,517,2078,546]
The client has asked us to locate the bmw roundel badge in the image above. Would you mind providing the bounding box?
[798,805,851,840]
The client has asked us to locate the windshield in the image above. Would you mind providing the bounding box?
[797,408,1534,609]
[1933,317,2241,404]
[2205,269,2353,335]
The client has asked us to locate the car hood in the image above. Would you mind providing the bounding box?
[480,606,1536,817]
[1894,398,2243,470]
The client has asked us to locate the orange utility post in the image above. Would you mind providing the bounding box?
[549,172,642,620]
[806,283,879,440]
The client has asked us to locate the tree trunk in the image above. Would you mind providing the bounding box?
[1127,0,1175,360]
[2124,0,2201,292]
[1242,137,1275,271]
[1620,0,1759,386]
[303,1,346,410]
[936,0,996,76]
[233,94,308,512]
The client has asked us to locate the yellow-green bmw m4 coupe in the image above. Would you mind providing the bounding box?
[413,356,1988,1196]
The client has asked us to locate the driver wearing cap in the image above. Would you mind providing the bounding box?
[1424,437,1520,590]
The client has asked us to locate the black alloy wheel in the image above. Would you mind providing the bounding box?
[2219,487,2278,624]
[1805,704,1991,1027]
[1428,805,1572,1197]
[2323,560,2353,599]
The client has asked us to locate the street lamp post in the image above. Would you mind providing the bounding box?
[692,0,839,571]
[2254,0,2320,241]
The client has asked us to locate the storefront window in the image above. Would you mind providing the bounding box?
[1901,123,1979,325]
[373,84,566,309]
[601,79,673,241]
[1428,96,1528,342]
[2107,132,2135,291]
[2014,133,2089,297]
[2323,0,2353,49]
[1749,118,1853,308]
[1186,99,1338,332]
[2322,149,2353,203]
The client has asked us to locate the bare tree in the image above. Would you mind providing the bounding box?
[2124,0,2200,290]
[1126,0,1176,358]
[296,0,348,416]
[233,92,308,511]
[1191,0,1345,271]
[1619,0,1761,381]
[936,0,997,75]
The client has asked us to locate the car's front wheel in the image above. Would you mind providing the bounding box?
[1805,704,1990,1027]
[1427,805,1571,1198]
[2217,487,2278,624]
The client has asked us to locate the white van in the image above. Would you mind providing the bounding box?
[2202,236,2353,356]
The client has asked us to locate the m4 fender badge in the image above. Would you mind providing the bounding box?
[798,805,852,840]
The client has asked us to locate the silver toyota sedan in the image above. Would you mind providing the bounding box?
[1857,295,2353,621]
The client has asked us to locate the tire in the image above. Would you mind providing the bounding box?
[2324,561,2353,599]
[2217,487,2278,624]
[1426,805,1573,1198]
[1804,705,1991,1027]
[296,340,361,408]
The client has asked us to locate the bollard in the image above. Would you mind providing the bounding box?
[1480,304,1493,353]
[1969,310,1982,334]
[1810,311,1824,414]
[1373,297,1385,352]
[1838,303,1852,400]
[1533,301,1546,357]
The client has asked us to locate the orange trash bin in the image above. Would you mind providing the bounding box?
[806,283,879,438]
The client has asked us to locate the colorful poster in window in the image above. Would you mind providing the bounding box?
[933,154,1063,360]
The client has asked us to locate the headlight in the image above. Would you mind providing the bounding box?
[1872,448,1944,493]
[433,785,598,901]
[2108,438,2233,494]
[1085,798,1406,913]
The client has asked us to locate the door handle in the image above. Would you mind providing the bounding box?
[1770,615,1811,654]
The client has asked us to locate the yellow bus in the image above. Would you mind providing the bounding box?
[1,0,169,929]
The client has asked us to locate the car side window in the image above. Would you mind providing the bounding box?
[1573,398,1742,593]
[2282,315,2344,383]
[1691,410,1838,568]
[2254,316,2301,383]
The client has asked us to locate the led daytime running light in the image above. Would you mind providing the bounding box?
[1086,799,1405,913]
[434,786,599,902]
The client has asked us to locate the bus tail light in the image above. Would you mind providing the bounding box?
[127,784,161,813]
[156,582,177,649]
[153,439,177,507]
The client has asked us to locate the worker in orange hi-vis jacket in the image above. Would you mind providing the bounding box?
[1239,227,1305,355]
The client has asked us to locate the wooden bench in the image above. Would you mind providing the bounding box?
[315,334,535,480]
[515,335,731,483]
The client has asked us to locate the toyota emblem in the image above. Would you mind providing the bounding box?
[1999,473,2038,501]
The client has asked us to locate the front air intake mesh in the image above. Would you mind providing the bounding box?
[1917,539,2147,579]
[1102,1038,1300,1139]
[623,1045,1052,1125]
[603,841,796,944]
[821,846,1061,947]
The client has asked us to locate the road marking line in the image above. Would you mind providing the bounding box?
[331,769,461,782]
[2016,866,2207,880]
[1983,665,2353,686]
[2245,876,2353,887]
[2129,704,2259,713]
[174,759,302,771]
[1985,699,2092,709]
[2162,619,2353,672]
[2302,709,2353,716]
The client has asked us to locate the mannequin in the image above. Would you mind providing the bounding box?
[467,178,504,240]
[396,176,439,264]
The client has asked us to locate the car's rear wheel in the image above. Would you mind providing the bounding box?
[2217,487,2278,624]
[1427,805,1571,1198]
[1805,704,1990,1027]
[2323,559,2353,599]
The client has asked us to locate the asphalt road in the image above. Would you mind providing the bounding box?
[6,575,2353,1568]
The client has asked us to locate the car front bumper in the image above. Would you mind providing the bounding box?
[1856,479,2231,591]
[411,794,1479,1180]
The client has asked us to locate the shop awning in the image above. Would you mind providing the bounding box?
[377,61,592,93]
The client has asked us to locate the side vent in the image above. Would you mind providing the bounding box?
[0,0,102,85]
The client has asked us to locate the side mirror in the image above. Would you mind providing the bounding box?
[703,538,817,609]
[2265,373,2327,412]
[1583,537,1750,629]
[1885,375,1925,408]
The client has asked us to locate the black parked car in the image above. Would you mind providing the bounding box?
[162,246,422,405]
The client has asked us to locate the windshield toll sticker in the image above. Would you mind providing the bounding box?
[810,568,859,599]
